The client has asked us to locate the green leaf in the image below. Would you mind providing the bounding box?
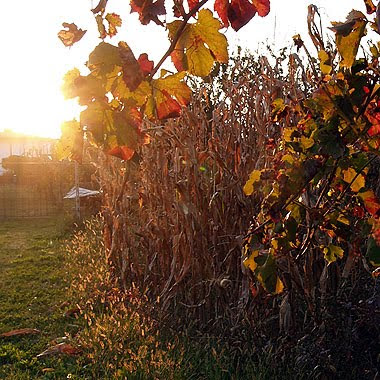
[323,244,344,264]
[366,237,380,267]
[88,42,122,76]
[255,254,284,294]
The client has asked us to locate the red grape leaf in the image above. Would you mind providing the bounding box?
[214,0,270,31]
[214,0,229,28]
[187,0,199,12]
[130,0,166,26]
[118,42,143,91]
[368,124,380,136]
[107,145,135,160]
[359,190,380,216]
[58,23,86,47]
[146,72,191,120]
[252,0,270,17]
[137,53,154,76]
[228,0,257,31]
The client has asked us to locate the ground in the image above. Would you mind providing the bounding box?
[0,218,81,379]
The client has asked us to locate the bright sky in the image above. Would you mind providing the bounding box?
[0,0,367,138]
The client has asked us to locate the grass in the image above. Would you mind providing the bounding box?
[0,217,83,379]
[0,217,300,379]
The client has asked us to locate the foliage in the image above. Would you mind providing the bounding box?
[242,5,380,326]
[57,0,271,162]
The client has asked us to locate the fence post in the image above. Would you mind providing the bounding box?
[74,161,80,220]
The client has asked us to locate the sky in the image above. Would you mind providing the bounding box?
[0,0,368,138]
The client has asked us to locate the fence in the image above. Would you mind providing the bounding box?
[0,160,98,219]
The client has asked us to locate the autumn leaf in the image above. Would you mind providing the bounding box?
[330,11,367,69]
[318,49,332,75]
[88,42,122,76]
[187,0,199,12]
[168,10,228,77]
[359,190,380,216]
[118,41,144,91]
[58,23,86,47]
[56,120,83,162]
[147,72,191,119]
[92,0,108,14]
[107,145,135,160]
[363,0,376,14]
[342,167,366,192]
[214,0,270,31]
[251,0,270,17]
[243,249,259,271]
[368,124,380,136]
[95,15,107,39]
[0,328,40,338]
[37,343,82,358]
[254,254,284,294]
[130,0,166,26]
[137,53,154,76]
[243,169,261,195]
[105,13,122,37]
[323,244,344,264]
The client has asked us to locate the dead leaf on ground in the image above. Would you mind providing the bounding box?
[37,343,82,358]
[0,328,41,338]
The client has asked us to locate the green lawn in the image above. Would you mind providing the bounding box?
[0,218,82,379]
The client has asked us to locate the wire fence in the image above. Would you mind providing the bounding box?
[0,161,98,219]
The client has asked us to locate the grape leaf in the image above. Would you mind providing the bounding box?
[56,120,83,162]
[323,244,344,264]
[366,237,380,266]
[252,0,270,17]
[342,167,366,192]
[243,169,261,195]
[214,0,270,31]
[330,11,367,68]
[58,23,86,47]
[105,13,122,37]
[359,190,380,216]
[147,72,191,119]
[119,42,144,91]
[130,0,166,26]
[168,10,228,77]
[137,53,154,76]
[88,42,122,76]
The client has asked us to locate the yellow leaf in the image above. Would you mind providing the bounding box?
[243,250,259,272]
[300,136,315,149]
[275,278,284,294]
[342,167,365,192]
[168,10,228,77]
[323,244,344,264]
[318,49,332,74]
[337,214,350,225]
[243,170,261,195]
